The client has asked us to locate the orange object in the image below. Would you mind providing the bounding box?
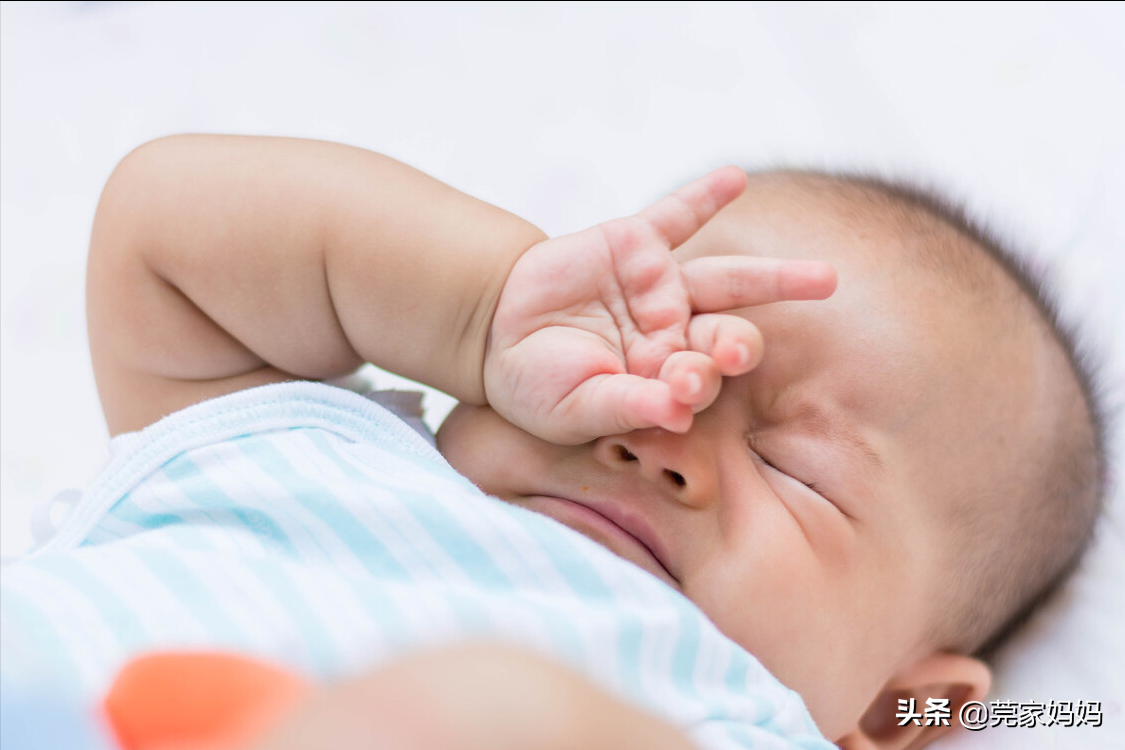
[104,652,313,750]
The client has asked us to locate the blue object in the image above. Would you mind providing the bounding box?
[0,676,116,750]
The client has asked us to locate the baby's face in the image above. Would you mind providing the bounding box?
[438,179,1040,740]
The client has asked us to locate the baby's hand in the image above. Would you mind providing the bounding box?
[484,167,836,444]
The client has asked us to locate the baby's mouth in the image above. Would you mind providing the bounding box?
[516,494,679,588]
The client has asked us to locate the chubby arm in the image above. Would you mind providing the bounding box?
[87,135,546,434]
[89,136,835,441]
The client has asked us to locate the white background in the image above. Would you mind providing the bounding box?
[2,2,1123,747]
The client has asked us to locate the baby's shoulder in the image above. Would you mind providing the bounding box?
[34,382,452,556]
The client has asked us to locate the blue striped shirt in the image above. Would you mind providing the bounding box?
[1,382,832,750]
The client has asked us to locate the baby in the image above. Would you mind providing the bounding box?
[0,135,1106,750]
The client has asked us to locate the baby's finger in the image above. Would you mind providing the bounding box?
[557,374,694,442]
[657,351,722,413]
[634,167,748,250]
[686,314,764,377]
[681,257,836,313]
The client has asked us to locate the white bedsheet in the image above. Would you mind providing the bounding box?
[1,3,1121,747]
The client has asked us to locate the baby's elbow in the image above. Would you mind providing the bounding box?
[91,135,193,261]
[100,135,179,206]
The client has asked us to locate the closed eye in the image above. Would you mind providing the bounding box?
[747,435,828,499]
[758,454,819,492]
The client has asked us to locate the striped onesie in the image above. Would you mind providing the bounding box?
[1,382,833,750]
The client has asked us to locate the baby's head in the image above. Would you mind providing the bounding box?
[437,170,1108,747]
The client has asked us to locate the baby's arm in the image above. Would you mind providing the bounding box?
[88,135,545,434]
[90,135,834,442]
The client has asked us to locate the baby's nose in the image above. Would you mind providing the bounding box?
[593,429,716,508]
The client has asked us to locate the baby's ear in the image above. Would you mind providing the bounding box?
[834,653,991,750]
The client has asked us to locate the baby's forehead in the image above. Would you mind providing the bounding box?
[695,173,1039,342]
[703,172,948,261]
[679,177,919,296]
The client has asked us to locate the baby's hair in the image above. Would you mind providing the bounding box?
[772,169,1112,661]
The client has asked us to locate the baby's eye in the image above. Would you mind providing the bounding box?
[747,436,852,520]
[747,437,821,493]
[759,454,819,492]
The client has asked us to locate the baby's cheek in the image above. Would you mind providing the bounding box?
[434,402,473,455]
[436,404,544,497]
[436,404,496,477]
[694,506,830,648]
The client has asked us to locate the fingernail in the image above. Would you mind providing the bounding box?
[685,372,702,396]
[734,344,749,366]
